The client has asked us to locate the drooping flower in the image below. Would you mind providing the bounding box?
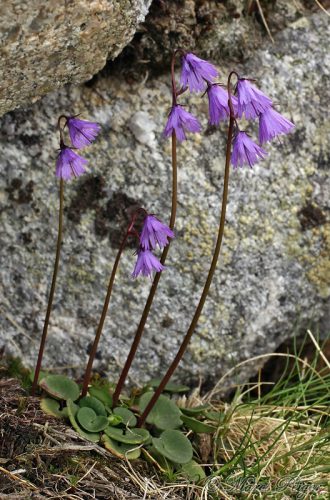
[140,215,174,251]
[236,79,272,120]
[259,107,295,144]
[231,131,267,168]
[164,105,201,141]
[67,117,101,149]
[56,146,88,180]
[132,249,165,278]
[207,84,238,125]
[180,52,218,93]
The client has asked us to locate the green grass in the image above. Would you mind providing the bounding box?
[135,332,330,499]
[197,333,330,499]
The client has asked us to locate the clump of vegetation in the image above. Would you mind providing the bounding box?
[37,372,207,481]
[199,335,330,499]
[1,333,328,498]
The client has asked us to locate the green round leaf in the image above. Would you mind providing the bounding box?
[104,426,150,445]
[152,430,193,464]
[40,398,67,419]
[113,407,137,427]
[79,396,106,416]
[67,399,100,443]
[40,375,80,401]
[101,435,141,460]
[77,407,109,432]
[180,460,206,482]
[89,386,113,407]
[181,415,216,434]
[139,392,183,430]
[146,378,190,393]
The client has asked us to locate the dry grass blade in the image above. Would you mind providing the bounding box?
[314,0,330,16]
[0,465,38,491]
[255,0,275,43]
[307,329,330,369]
[206,351,324,400]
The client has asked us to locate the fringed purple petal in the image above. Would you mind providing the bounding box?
[132,249,165,278]
[180,53,218,93]
[231,131,267,168]
[67,117,101,149]
[164,105,201,142]
[259,107,295,144]
[140,215,175,250]
[207,85,238,125]
[56,147,88,180]
[236,79,272,120]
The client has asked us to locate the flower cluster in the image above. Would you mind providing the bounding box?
[164,52,294,168]
[231,78,294,168]
[56,117,101,180]
[164,53,218,141]
[132,214,174,278]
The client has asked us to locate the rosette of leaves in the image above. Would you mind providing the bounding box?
[38,376,214,475]
[101,410,150,461]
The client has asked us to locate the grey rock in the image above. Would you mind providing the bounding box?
[129,111,157,147]
[0,13,329,389]
[0,0,151,117]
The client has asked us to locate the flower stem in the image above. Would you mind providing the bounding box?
[137,73,236,427]
[81,231,131,398]
[112,131,177,407]
[31,179,64,395]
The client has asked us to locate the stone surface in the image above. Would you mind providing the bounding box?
[0,0,151,117]
[113,0,312,79]
[0,13,329,389]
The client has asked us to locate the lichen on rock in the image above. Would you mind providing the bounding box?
[0,12,328,387]
[0,0,152,117]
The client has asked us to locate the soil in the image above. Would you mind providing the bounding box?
[0,377,170,499]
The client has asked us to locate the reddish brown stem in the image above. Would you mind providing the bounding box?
[137,72,237,427]
[112,132,177,407]
[81,231,130,397]
[31,179,64,395]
